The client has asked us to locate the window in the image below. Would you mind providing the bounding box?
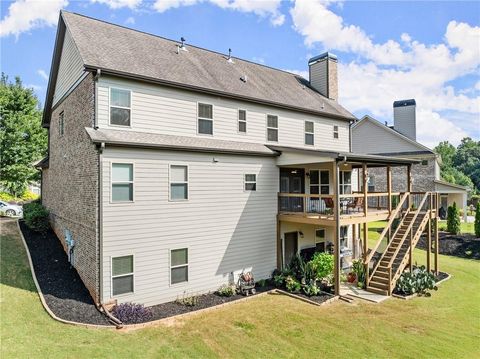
[333,125,339,139]
[244,174,257,191]
[170,248,188,284]
[421,160,428,166]
[305,121,314,145]
[315,229,326,252]
[238,109,247,133]
[340,226,348,247]
[310,170,329,194]
[59,111,64,136]
[267,115,278,142]
[339,171,352,194]
[170,165,188,200]
[111,163,133,202]
[110,88,131,126]
[367,175,375,192]
[112,255,134,296]
[198,103,213,135]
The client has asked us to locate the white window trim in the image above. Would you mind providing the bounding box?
[309,169,330,195]
[110,254,135,298]
[109,87,132,128]
[244,173,257,192]
[333,125,339,139]
[305,121,314,146]
[197,102,214,136]
[238,109,247,134]
[266,114,279,142]
[169,247,189,286]
[169,164,189,202]
[110,162,134,204]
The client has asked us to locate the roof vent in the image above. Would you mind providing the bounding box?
[227,48,234,63]
[240,74,248,83]
[180,37,188,51]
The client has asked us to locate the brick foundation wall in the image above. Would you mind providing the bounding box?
[41,74,100,302]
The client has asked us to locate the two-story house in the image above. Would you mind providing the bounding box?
[38,11,439,306]
[352,100,468,221]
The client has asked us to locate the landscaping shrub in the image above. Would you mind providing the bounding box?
[302,280,320,296]
[351,259,365,288]
[112,302,153,324]
[256,279,267,288]
[176,292,198,307]
[0,191,40,203]
[475,202,480,238]
[23,201,49,233]
[285,276,301,293]
[216,284,236,297]
[395,266,438,297]
[447,202,461,234]
[310,252,334,281]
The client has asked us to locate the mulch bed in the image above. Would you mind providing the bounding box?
[417,232,480,260]
[282,291,335,305]
[392,271,449,298]
[19,221,112,326]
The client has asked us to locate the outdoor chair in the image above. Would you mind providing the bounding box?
[346,197,364,213]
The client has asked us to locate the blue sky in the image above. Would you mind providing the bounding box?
[1,0,479,148]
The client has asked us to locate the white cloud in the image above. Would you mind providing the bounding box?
[416,109,469,148]
[90,0,141,9]
[125,16,136,24]
[153,0,284,26]
[0,0,68,38]
[289,0,480,146]
[37,69,49,81]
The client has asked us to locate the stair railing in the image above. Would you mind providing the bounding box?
[385,192,430,289]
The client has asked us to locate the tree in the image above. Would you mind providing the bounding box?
[0,74,47,197]
[435,141,456,168]
[475,202,480,238]
[447,202,461,235]
[453,138,480,191]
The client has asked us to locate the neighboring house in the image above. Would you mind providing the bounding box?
[352,100,468,221]
[37,11,438,306]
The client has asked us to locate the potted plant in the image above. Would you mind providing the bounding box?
[347,272,356,283]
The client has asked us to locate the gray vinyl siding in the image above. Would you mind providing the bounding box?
[393,105,416,141]
[309,60,327,96]
[96,76,350,152]
[352,119,420,154]
[101,147,278,306]
[53,29,85,106]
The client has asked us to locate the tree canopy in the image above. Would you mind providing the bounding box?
[0,74,47,196]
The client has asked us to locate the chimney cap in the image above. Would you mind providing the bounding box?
[308,52,338,65]
[393,99,416,108]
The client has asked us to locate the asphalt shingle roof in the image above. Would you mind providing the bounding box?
[60,11,355,121]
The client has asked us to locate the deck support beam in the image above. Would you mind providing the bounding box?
[333,161,341,296]
[387,165,392,243]
[276,216,282,269]
[363,222,369,287]
[362,164,368,217]
[435,193,439,275]
[427,195,432,272]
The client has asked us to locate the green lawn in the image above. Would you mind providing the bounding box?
[1,218,480,358]
[437,220,475,235]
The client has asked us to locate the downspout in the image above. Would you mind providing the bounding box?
[98,142,105,305]
[349,120,354,153]
[93,69,101,130]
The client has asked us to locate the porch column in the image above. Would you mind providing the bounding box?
[387,165,392,243]
[276,216,282,269]
[333,161,341,295]
[407,164,412,207]
[352,223,357,259]
[362,163,368,217]
[435,193,439,275]
[427,194,432,272]
[363,222,369,287]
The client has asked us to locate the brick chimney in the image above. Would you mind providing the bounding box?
[393,99,416,140]
[308,52,338,101]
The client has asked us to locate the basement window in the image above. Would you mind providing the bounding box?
[267,115,278,142]
[305,121,314,145]
[198,103,213,135]
[244,174,257,191]
[112,255,134,296]
[110,88,131,127]
[238,109,247,133]
[170,248,188,284]
[333,125,339,139]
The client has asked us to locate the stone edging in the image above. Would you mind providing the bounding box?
[16,218,279,331]
[16,220,117,329]
[392,273,452,301]
[274,289,338,306]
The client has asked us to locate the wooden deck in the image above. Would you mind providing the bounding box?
[278,208,390,226]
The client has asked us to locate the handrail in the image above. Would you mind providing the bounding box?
[364,192,409,264]
[386,193,429,269]
[278,193,334,199]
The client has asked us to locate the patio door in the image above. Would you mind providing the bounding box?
[284,232,298,267]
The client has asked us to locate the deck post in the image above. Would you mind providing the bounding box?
[407,164,412,208]
[387,165,392,243]
[352,223,357,259]
[427,194,432,272]
[363,222,369,287]
[435,193,439,275]
[362,163,368,217]
[276,216,282,269]
[333,161,341,296]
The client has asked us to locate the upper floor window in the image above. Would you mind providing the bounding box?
[110,88,131,127]
[333,125,339,139]
[310,170,329,194]
[170,165,188,201]
[339,171,352,194]
[238,109,247,133]
[198,103,213,135]
[244,174,257,191]
[59,111,65,136]
[305,121,314,145]
[267,115,278,142]
[111,163,134,202]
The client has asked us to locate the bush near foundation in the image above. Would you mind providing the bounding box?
[475,202,480,238]
[23,201,49,233]
[447,202,461,235]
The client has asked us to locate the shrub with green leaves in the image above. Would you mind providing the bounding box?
[395,265,438,296]
[23,201,49,233]
[216,284,236,297]
[285,276,301,293]
[302,280,320,296]
[310,252,334,280]
[475,202,480,238]
[351,259,365,287]
[447,202,461,234]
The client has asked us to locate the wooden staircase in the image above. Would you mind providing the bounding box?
[364,193,433,296]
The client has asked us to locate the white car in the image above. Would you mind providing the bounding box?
[0,201,23,217]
